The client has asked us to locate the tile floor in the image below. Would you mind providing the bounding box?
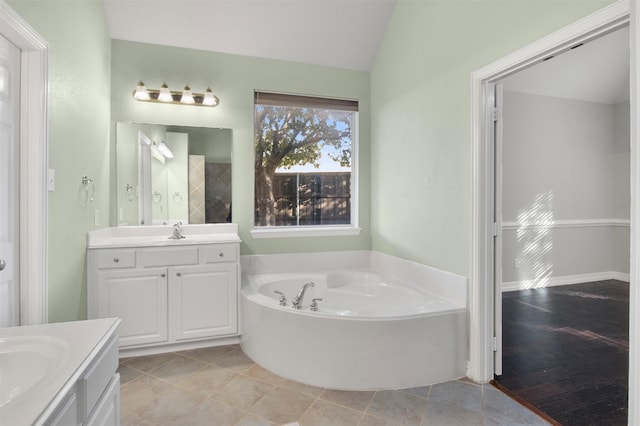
[119,344,548,425]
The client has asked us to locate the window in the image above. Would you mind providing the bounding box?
[254,91,358,235]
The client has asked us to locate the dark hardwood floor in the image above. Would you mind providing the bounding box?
[495,280,629,426]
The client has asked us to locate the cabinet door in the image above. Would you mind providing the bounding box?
[169,263,238,341]
[86,374,120,426]
[98,268,168,347]
[47,391,78,426]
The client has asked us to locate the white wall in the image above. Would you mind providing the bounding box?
[501,91,629,289]
[614,101,631,275]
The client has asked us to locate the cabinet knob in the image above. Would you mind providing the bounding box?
[161,273,166,278]
[219,252,224,257]
[176,272,182,277]
[113,258,119,263]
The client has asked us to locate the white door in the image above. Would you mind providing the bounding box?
[0,34,20,327]
[490,82,504,376]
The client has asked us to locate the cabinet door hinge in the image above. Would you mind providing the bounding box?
[492,336,498,352]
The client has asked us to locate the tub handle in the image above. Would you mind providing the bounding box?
[310,298,323,312]
[274,291,287,306]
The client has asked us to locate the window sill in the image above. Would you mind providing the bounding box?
[251,226,362,239]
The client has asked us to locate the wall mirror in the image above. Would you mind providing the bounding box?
[116,122,232,225]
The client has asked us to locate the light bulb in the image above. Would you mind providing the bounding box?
[158,83,172,102]
[181,85,195,104]
[134,81,150,101]
[202,87,217,106]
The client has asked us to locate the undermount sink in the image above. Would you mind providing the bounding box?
[0,335,70,408]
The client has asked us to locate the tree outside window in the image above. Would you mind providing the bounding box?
[254,92,358,227]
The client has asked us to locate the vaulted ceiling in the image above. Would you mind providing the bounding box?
[102,0,397,72]
[103,1,629,104]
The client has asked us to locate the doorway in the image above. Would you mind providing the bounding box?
[469,0,639,423]
[492,26,630,424]
[0,1,49,325]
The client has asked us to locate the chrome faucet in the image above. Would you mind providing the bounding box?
[170,222,186,239]
[310,298,323,312]
[291,282,315,309]
[274,291,287,306]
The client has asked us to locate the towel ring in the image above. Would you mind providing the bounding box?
[82,175,95,202]
[125,184,134,202]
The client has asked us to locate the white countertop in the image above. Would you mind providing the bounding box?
[0,318,121,425]
[87,223,241,249]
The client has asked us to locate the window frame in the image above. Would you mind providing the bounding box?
[251,91,360,239]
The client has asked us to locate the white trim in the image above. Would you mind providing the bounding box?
[629,0,640,423]
[502,218,630,230]
[470,0,631,390]
[251,226,362,239]
[502,271,629,292]
[252,103,360,235]
[119,335,241,358]
[1,0,49,325]
[613,271,632,283]
[351,112,360,231]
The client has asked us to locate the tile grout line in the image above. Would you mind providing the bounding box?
[420,385,433,425]
[358,389,380,424]
[296,394,320,424]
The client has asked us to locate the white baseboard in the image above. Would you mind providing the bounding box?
[119,335,241,358]
[502,271,629,292]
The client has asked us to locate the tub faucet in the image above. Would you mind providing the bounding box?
[310,298,323,312]
[170,222,186,239]
[274,291,287,306]
[292,282,315,309]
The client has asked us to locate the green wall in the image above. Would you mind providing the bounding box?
[8,0,112,322]
[111,40,372,255]
[370,0,614,277]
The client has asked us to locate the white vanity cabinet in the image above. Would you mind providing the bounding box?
[0,318,121,426]
[87,227,240,353]
[47,335,120,426]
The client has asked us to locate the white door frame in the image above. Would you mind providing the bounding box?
[0,1,48,325]
[470,0,637,422]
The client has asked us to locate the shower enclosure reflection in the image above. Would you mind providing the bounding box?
[116,122,232,225]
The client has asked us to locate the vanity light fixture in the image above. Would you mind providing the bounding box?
[132,81,219,107]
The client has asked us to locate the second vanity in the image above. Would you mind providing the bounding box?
[87,223,241,355]
[0,318,120,425]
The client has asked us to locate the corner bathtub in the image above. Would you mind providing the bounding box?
[241,255,468,390]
